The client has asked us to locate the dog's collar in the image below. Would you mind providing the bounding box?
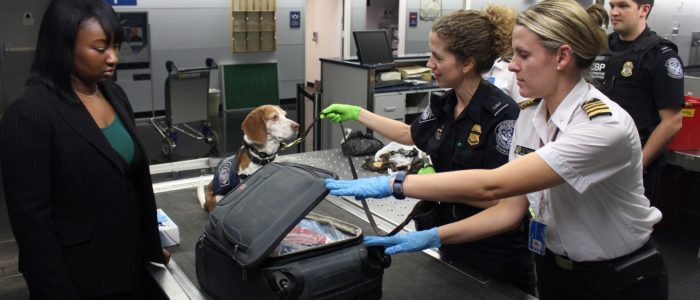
[242,141,277,165]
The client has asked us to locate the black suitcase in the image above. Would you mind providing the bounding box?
[195,162,391,299]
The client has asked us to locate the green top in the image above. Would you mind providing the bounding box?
[101,115,134,164]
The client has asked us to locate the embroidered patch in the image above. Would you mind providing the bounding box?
[581,98,612,120]
[419,106,435,123]
[218,161,232,188]
[468,124,482,146]
[666,57,684,79]
[621,61,634,77]
[514,145,535,156]
[495,120,515,155]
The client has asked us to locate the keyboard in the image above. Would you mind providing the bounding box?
[375,79,412,89]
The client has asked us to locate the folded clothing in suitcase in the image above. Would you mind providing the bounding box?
[196,162,391,300]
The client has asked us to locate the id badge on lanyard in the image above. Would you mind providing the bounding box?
[528,218,546,255]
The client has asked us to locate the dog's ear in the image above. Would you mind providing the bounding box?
[242,108,267,145]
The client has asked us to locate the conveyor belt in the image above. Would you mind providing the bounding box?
[150,149,534,299]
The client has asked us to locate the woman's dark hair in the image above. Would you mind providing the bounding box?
[29,0,123,96]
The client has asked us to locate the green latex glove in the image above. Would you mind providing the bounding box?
[417,164,435,175]
[320,104,361,123]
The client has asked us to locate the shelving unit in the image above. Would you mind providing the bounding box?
[231,0,276,53]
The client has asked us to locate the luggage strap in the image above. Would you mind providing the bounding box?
[339,122,422,237]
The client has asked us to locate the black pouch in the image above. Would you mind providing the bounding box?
[613,245,665,289]
[412,201,442,231]
[341,130,384,156]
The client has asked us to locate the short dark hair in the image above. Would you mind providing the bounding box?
[29,0,123,96]
[633,0,654,17]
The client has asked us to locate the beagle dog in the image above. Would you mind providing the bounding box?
[197,105,299,212]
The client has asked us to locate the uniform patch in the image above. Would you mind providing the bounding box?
[581,98,612,120]
[467,124,482,146]
[218,160,232,188]
[518,98,542,110]
[665,57,683,79]
[420,106,435,123]
[494,120,515,155]
[621,61,634,77]
[514,145,535,156]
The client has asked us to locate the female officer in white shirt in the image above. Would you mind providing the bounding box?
[325,0,667,298]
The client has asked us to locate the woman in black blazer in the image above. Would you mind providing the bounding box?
[0,0,165,298]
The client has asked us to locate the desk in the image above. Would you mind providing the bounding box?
[666,150,700,258]
[320,57,446,148]
[147,150,533,299]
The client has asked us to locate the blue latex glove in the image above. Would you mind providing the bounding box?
[364,228,441,255]
[325,176,392,199]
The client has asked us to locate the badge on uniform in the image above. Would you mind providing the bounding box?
[621,61,634,77]
[666,57,684,79]
[528,219,546,255]
[467,124,481,146]
[434,125,443,141]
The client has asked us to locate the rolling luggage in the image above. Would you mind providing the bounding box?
[195,162,390,299]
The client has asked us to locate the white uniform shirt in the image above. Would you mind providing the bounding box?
[482,59,526,103]
[509,79,662,262]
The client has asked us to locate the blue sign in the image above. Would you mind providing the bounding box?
[105,0,137,6]
[290,11,301,28]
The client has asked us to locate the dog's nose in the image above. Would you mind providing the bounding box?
[291,122,300,132]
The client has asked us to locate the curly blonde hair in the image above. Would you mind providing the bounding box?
[431,5,517,74]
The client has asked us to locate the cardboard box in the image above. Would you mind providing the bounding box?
[157,209,180,247]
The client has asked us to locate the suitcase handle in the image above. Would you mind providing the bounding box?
[267,269,304,300]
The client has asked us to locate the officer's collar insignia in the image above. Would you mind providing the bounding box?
[468,123,482,146]
[420,106,435,123]
[518,98,542,110]
[621,61,634,77]
[434,124,444,141]
[581,98,612,120]
[666,57,684,79]
[514,145,535,156]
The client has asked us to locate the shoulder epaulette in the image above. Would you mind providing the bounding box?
[581,98,612,120]
[518,98,541,110]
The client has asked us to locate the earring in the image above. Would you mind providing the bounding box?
[556,66,561,70]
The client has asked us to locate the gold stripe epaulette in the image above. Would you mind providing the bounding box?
[518,98,542,110]
[581,98,612,119]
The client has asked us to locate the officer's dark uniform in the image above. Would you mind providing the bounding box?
[590,27,685,205]
[410,81,535,294]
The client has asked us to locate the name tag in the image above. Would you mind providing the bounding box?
[528,219,546,255]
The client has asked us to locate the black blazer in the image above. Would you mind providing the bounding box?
[0,81,164,299]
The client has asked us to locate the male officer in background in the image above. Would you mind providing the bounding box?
[590,0,683,206]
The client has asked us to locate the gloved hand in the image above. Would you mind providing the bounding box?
[364,227,441,255]
[325,176,392,199]
[320,104,361,123]
[417,164,435,175]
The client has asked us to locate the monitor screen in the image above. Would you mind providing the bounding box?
[353,30,394,66]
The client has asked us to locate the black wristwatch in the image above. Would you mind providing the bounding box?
[392,171,407,199]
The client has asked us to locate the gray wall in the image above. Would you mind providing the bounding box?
[115,0,304,113]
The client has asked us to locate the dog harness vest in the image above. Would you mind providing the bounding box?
[213,155,240,195]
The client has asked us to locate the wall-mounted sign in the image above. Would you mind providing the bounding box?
[409,12,418,28]
[290,11,301,28]
[105,0,137,6]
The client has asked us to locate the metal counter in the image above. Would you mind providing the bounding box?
[667,150,700,173]
[147,149,534,300]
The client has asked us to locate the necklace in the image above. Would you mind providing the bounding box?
[74,88,98,98]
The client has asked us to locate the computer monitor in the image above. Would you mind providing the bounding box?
[353,30,394,67]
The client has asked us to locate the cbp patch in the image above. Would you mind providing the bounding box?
[666,58,683,79]
[419,106,435,123]
[495,120,515,155]
[218,161,232,188]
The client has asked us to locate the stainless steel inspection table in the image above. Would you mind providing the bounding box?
[146,149,533,300]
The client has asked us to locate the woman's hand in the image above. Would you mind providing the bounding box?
[364,228,441,255]
[320,104,361,123]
